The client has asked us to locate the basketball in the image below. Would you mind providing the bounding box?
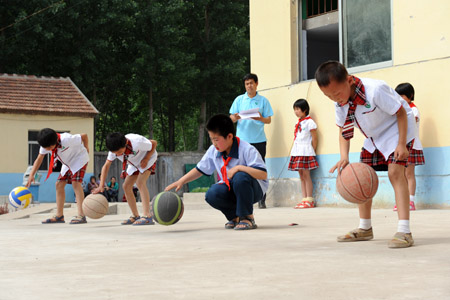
[151,191,184,226]
[82,193,109,219]
[9,187,32,209]
[336,163,379,204]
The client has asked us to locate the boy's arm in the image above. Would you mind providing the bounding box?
[311,129,318,151]
[227,165,267,180]
[329,128,350,174]
[165,168,203,192]
[140,139,158,168]
[394,106,409,160]
[92,160,112,193]
[25,154,45,188]
[80,134,89,153]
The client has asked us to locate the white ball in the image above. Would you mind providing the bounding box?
[9,187,33,209]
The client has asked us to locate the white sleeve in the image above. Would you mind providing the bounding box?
[196,146,216,176]
[39,147,51,155]
[373,83,402,115]
[107,151,117,161]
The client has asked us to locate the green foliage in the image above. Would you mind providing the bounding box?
[0,0,249,152]
[190,187,209,193]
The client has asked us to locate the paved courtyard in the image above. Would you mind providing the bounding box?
[1,204,450,300]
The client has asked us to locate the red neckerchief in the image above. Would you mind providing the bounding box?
[409,102,416,108]
[294,116,312,140]
[341,76,366,140]
[120,140,134,179]
[44,133,61,181]
[221,137,240,191]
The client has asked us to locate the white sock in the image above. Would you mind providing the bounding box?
[410,195,415,202]
[359,219,372,230]
[397,220,411,233]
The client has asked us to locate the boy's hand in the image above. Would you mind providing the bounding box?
[227,165,241,179]
[92,187,104,194]
[165,181,183,192]
[140,158,149,168]
[329,159,349,174]
[394,144,409,161]
[25,177,34,188]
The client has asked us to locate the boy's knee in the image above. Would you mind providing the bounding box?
[233,171,252,183]
[55,181,65,190]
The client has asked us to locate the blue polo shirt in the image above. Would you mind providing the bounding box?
[229,92,273,143]
[196,137,269,194]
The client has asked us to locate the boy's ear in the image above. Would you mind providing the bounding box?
[227,133,234,140]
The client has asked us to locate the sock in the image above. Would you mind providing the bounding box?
[359,219,372,230]
[409,195,415,202]
[397,220,411,233]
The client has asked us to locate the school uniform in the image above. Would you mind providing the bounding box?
[107,134,158,177]
[335,77,418,168]
[196,137,268,220]
[407,102,425,165]
[40,133,89,183]
[288,116,319,170]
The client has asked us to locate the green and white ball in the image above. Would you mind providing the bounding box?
[150,192,184,226]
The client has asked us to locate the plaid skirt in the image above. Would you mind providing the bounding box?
[360,140,414,169]
[408,149,425,165]
[288,156,319,171]
[57,163,87,184]
[128,162,157,177]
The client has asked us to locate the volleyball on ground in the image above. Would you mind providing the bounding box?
[9,186,33,209]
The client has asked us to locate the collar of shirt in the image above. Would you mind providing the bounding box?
[244,91,259,100]
[216,137,239,159]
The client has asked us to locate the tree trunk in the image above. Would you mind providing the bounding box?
[168,100,175,152]
[148,87,154,139]
[197,5,210,151]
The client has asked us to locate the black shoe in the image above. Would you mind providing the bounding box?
[258,201,266,209]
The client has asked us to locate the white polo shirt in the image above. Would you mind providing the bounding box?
[409,104,423,150]
[39,133,89,176]
[335,78,416,159]
[196,138,268,194]
[107,134,157,175]
[290,117,317,156]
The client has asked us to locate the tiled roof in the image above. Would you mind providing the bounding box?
[0,73,98,117]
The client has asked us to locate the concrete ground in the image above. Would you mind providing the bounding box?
[1,203,450,300]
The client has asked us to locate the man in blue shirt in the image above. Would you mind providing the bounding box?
[230,73,273,208]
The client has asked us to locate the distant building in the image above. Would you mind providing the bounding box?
[0,73,98,202]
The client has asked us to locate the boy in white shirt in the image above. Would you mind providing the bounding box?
[315,61,417,248]
[165,114,268,230]
[26,128,90,224]
[93,133,157,225]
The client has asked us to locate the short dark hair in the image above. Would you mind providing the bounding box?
[243,73,258,84]
[315,60,349,87]
[106,132,127,151]
[206,114,235,139]
[37,128,58,148]
[293,99,310,116]
[395,83,415,101]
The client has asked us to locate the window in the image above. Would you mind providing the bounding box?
[28,130,62,171]
[298,0,392,81]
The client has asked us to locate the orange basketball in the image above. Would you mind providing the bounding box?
[82,193,109,219]
[336,163,379,204]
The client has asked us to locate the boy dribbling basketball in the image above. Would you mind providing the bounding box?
[315,61,417,248]
[26,128,90,224]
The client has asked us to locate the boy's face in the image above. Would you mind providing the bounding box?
[244,79,258,96]
[44,144,57,151]
[319,75,353,105]
[112,147,126,156]
[208,131,234,154]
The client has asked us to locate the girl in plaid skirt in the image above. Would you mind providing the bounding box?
[394,83,425,211]
[288,99,319,208]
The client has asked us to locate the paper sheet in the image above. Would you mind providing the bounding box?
[238,108,260,119]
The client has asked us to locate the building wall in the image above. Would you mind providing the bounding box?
[0,113,95,202]
[250,0,450,207]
